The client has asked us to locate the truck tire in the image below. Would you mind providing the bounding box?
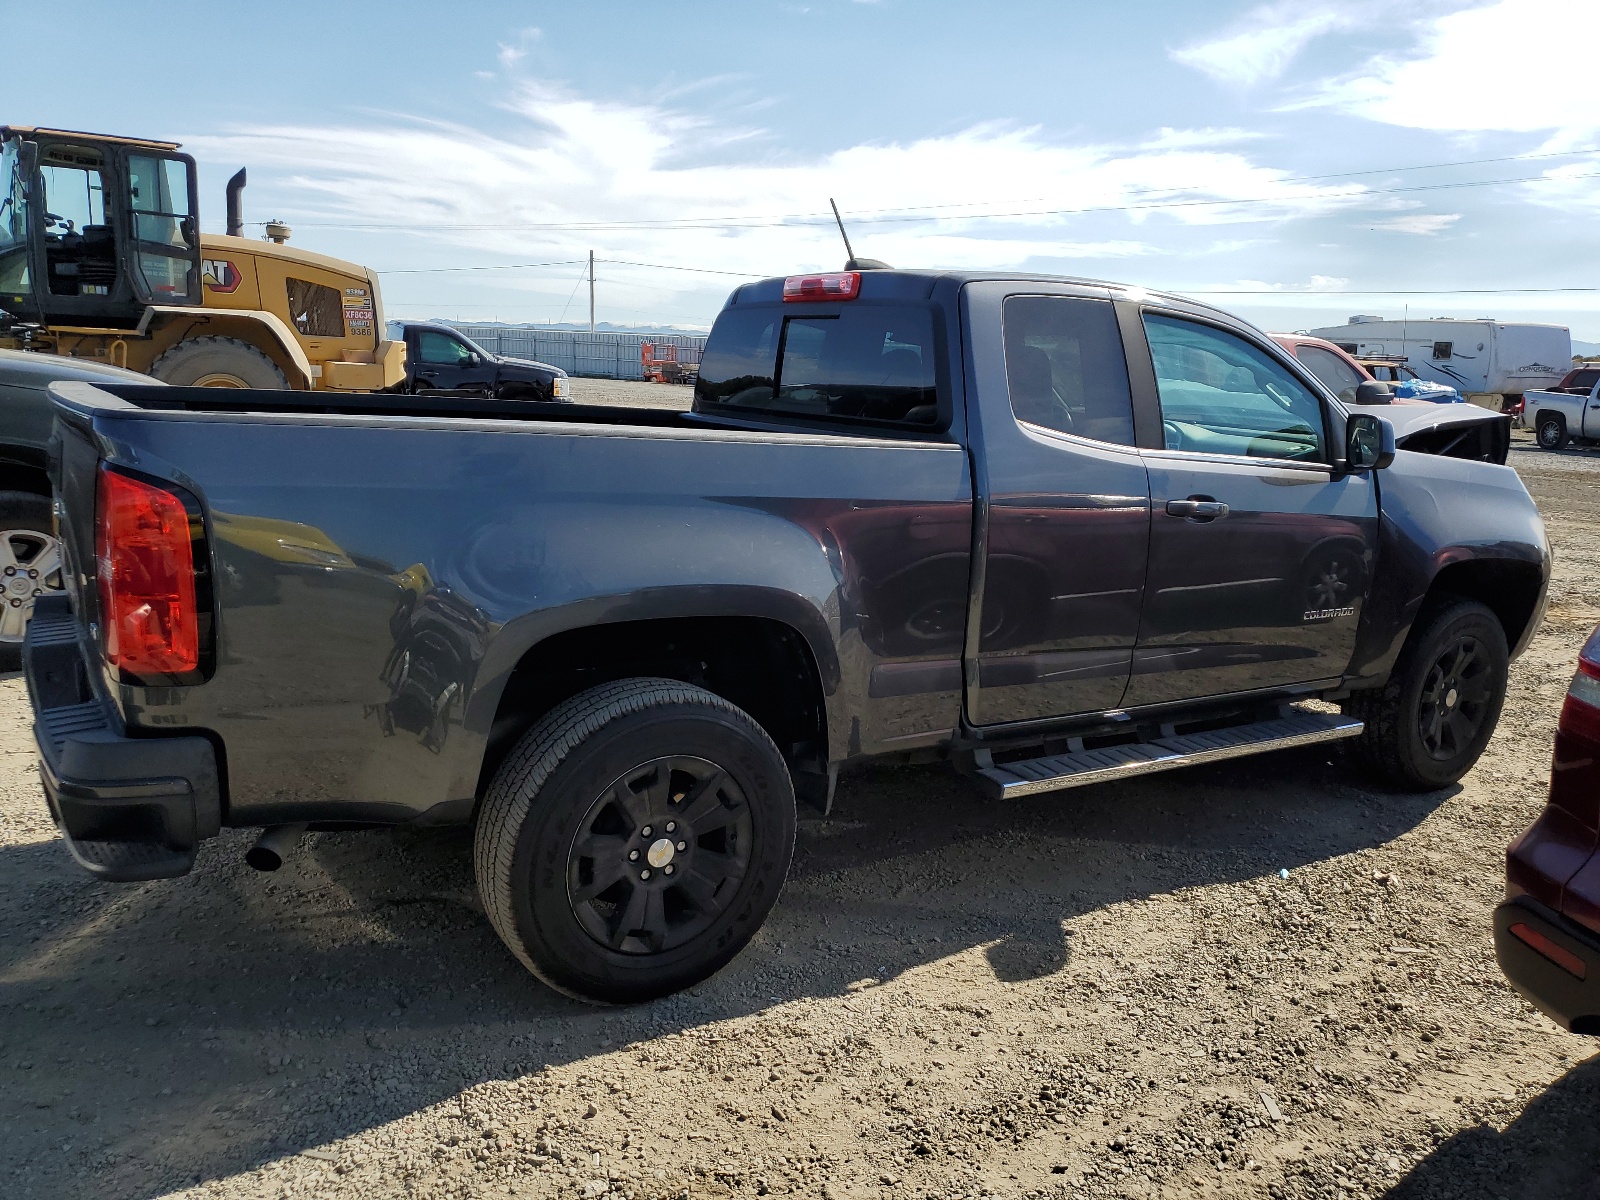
[1535,412,1568,450]
[474,677,796,1004]
[0,492,62,671]
[1342,597,1508,791]
[150,336,289,389]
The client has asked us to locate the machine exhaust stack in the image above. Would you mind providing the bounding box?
[225,168,247,238]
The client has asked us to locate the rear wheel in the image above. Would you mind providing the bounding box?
[474,678,796,1003]
[0,492,63,671]
[150,336,289,388]
[1536,412,1568,450]
[1343,598,1508,791]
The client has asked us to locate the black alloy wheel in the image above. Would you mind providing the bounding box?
[1342,597,1508,791]
[1416,635,1494,761]
[474,677,796,1004]
[567,755,753,955]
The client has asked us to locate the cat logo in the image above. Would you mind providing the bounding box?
[201,258,241,294]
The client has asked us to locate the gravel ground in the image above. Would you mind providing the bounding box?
[4,432,1600,1200]
[567,378,692,410]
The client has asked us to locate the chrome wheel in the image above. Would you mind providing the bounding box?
[566,755,753,956]
[0,528,62,644]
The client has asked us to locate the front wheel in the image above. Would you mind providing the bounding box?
[1343,598,1508,791]
[1536,413,1568,450]
[474,678,796,1003]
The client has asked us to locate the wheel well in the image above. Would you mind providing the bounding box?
[478,616,828,796]
[1429,559,1545,652]
[0,459,51,498]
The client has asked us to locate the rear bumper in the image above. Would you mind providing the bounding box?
[1494,895,1600,1034]
[23,595,220,882]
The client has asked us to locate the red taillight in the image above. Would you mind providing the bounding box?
[1509,921,1588,979]
[783,271,861,302]
[1550,625,1600,827]
[95,468,200,678]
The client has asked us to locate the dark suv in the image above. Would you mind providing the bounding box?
[1497,625,1600,1031]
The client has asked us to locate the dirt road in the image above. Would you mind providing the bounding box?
[3,434,1599,1200]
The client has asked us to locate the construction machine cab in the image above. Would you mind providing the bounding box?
[0,126,202,329]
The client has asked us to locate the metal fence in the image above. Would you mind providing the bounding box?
[448,326,707,381]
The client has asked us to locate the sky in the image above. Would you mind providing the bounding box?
[5,0,1600,338]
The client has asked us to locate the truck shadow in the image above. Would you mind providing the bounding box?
[0,745,1448,1198]
[1385,1054,1600,1199]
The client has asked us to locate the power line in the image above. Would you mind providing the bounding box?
[1180,286,1600,296]
[380,258,585,275]
[257,156,1600,235]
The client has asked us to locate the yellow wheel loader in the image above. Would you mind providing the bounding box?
[0,126,404,390]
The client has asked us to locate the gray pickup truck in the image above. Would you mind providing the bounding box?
[26,268,1546,1003]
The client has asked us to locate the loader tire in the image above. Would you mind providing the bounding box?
[150,336,290,389]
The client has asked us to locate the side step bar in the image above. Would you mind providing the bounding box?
[971,710,1364,799]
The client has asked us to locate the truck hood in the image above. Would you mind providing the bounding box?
[495,355,563,378]
[1382,399,1510,465]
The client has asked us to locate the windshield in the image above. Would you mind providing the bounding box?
[0,137,29,293]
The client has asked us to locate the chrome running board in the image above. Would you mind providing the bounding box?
[972,710,1364,799]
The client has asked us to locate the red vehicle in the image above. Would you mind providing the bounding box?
[1270,334,1390,406]
[1497,625,1600,1032]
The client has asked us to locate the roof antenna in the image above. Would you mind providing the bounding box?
[829,198,890,271]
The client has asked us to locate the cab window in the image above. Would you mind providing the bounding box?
[286,277,343,337]
[416,330,475,365]
[696,304,939,426]
[1144,315,1326,462]
[1002,295,1135,445]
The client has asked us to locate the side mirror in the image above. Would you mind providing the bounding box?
[1346,412,1396,472]
[1353,380,1391,405]
[466,352,481,366]
[17,139,38,178]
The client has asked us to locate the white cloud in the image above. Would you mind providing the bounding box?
[1302,0,1600,138]
[1369,213,1461,234]
[186,83,1374,282]
[1171,3,1353,87]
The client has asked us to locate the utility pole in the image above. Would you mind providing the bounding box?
[588,251,595,333]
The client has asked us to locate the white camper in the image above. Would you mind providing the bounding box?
[1302,316,1571,401]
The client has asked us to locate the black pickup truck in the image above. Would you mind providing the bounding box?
[384,320,570,401]
[26,268,1546,1003]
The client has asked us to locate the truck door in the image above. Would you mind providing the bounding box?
[120,150,201,305]
[1122,310,1379,707]
[1587,382,1600,439]
[964,285,1151,725]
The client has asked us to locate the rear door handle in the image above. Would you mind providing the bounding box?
[1166,498,1230,520]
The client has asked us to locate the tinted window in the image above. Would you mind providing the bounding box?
[286,277,343,337]
[1570,369,1600,389]
[1293,344,1366,404]
[1432,341,1453,360]
[1144,315,1326,462]
[417,330,474,365]
[696,304,938,426]
[1002,296,1135,445]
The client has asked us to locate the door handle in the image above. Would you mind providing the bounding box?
[1165,498,1230,521]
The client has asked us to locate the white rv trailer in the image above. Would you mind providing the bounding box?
[1302,316,1571,400]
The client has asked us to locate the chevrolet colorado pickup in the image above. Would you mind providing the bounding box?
[26,269,1548,1003]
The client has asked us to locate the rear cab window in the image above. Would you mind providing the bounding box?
[695,303,942,429]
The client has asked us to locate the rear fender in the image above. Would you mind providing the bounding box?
[140,308,314,389]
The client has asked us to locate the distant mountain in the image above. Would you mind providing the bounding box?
[1573,339,1600,357]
